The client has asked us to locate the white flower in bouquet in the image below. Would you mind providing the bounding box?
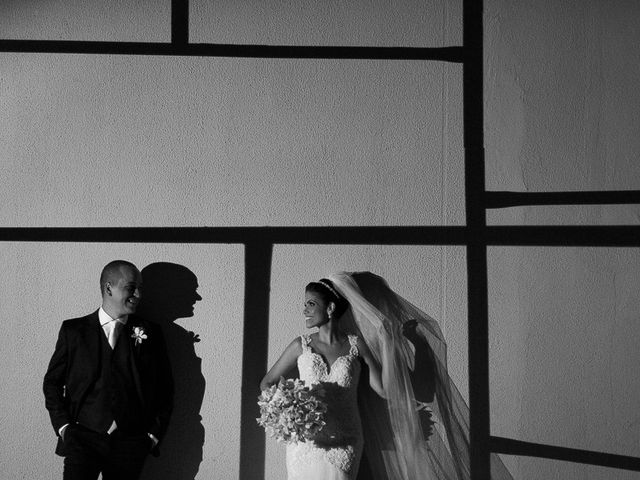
[257,377,327,444]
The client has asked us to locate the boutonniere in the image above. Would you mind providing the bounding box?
[131,326,148,345]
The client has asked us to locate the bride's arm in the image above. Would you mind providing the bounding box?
[356,337,385,398]
[259,338,302,391]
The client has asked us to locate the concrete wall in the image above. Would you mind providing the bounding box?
[485,1,640,478]
[1,1,638,479]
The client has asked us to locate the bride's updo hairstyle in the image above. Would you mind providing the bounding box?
[305,278,349,319]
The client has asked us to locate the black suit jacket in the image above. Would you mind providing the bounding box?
[43,310,174,455]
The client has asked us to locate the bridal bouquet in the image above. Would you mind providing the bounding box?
[257,377,327,444]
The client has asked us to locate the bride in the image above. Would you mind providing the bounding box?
[260,272,513,480]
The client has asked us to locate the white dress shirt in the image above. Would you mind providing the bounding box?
[99,307,128,348]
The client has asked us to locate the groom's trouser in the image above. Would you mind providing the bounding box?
[62,424,151,480]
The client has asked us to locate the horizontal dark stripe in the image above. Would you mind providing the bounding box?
[487,190,640,208]
[0,226,467,245]
[0,225,638,246]
[0,40,464,62]
[491,436,640,472]
[486,225,640,247]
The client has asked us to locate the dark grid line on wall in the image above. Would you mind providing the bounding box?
[463,1,491,474]
[0,38,464,61]
[2,226,639,247]
[2,0,640,478]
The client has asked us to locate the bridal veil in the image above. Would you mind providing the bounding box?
[327,272,513,480]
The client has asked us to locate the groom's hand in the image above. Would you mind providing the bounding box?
[148,433,159,450]
[59,424,69,441]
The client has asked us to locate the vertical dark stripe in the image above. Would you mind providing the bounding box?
[463,0,491,479]
[239,242,273,480]
[466,241,490,479]
[171,0,189,45]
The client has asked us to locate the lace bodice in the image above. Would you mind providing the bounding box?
[297,334,361,388]
[287,334,363,479]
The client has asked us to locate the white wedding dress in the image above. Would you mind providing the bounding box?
[286,334,363,480]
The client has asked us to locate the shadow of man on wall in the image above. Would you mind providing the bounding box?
[138,262,204,480]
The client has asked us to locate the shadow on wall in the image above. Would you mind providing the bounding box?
[352,272,437,479]
[352,272,437,403]
[137,262,204,480]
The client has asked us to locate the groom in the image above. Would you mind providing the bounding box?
[43,260,174,480]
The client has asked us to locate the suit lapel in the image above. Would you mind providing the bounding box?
[125,317,145,403]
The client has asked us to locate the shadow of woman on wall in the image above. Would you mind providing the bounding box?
[138,262,204,480]
[352,273,437,480]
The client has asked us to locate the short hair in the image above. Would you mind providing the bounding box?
[100,260,138,295]
[305,278,349,318]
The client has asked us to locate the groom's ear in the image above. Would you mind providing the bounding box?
[105,282,112,295]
